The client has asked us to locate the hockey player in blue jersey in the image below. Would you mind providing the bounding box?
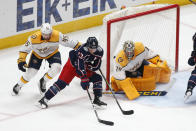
[37,37,107,108]
[185,33,196,102]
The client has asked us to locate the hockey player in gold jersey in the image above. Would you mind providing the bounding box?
[111,40,171,100]
[12,23,81,96]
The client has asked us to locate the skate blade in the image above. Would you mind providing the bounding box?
[11,90,19,96]
[35,102,47,109]
[184,95,191,103]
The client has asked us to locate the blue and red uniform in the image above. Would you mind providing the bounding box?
[185,32,196,98]
[44,43,104,100]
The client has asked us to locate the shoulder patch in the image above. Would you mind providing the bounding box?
[25,41,30,46]
[31,34,37,39]
[62,34,69,42]
[118,57,123,63]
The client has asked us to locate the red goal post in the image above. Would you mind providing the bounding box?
[100,4,180,89]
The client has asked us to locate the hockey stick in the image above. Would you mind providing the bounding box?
[86,88,114,126]
[99,69,134,115]
[189,0,196,5]
[103,90,167,96]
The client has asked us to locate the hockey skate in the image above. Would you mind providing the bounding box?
[38,77,46,95]
[37,97,48,109]
[184,86,193,103]
[12,84,21,96]
[93,96,107,109]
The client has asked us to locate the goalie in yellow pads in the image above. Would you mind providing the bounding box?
[111,40,171,100]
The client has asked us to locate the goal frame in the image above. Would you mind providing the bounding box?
[106,4,180,88]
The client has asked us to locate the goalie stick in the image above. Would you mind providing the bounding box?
[189,0,196,5]
[99,69,134,115]
[86,87,114,126]
[103,90,167,96]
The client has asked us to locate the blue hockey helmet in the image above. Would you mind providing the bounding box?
[86,37,98,49]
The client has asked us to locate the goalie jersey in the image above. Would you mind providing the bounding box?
[114,42,149,72]
[20,30,80,59]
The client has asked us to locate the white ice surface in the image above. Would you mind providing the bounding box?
[1,4,196,131]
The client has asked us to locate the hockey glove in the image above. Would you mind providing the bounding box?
[80,76,89,90]
[17,52,28,72]
[188,57,196,66]
[18,61,27,72]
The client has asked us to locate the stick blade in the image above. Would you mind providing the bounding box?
[99,119,114,126]
[122,110,134,115]
[160,91,167,96]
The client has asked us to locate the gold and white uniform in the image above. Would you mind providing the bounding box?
[17,30,80,87]
[111,42,171,100]
[20,30,79,59]
[114,42,148,76]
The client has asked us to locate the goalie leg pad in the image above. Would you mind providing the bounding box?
[157,61,171,83]
[115,78,140,100]
[130,76,156,91]
[143,65,161,82]
[111,76,121,91]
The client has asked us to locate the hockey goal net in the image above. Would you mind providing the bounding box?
[99,4,180,88]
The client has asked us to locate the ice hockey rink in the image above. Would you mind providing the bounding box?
[1,4,196,131]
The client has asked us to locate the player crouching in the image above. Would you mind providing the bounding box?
[37,37,107,109]
[111,40,171,100]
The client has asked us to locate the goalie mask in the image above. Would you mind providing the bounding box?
[123,40,135,60]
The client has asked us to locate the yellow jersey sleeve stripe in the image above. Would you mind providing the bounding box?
[74,42,82,50]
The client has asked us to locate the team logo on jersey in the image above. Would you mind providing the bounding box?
[62,35,68,42]
[118,57,123,63]
[25,41,30,46]
[31,34,37,39]
[37,47,48,53]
